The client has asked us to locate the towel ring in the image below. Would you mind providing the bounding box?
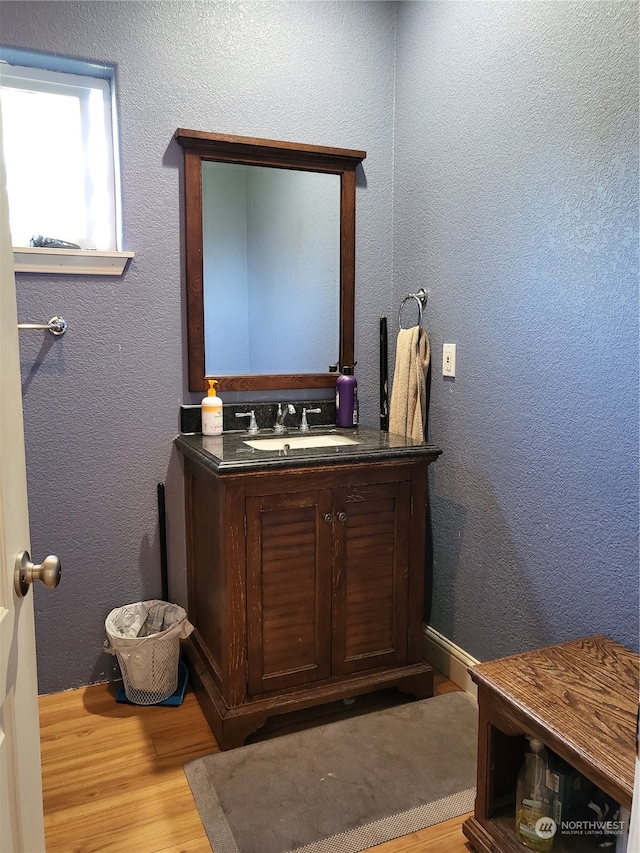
[398,289,427,330]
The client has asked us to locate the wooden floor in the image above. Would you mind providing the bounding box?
[38,672,474,853]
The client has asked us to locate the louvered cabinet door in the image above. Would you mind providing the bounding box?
[246,489,333,696]
[331,479,412,676]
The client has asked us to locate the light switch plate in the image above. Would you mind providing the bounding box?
[443,343,456,377]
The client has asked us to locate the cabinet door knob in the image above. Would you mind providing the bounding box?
[324,513,333,523]
[337,512,347,522]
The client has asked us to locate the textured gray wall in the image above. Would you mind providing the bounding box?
[394,1,639,659]
[2,0,396,692]
[2,1,637,693]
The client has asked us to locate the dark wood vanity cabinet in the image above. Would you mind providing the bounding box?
[181,452,437,750]
[246,476,413,696]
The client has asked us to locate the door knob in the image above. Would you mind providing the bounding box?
[323,513,333,523]
[337,512,347,522]
[14,550,61,597]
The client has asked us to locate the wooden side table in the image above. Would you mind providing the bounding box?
[463,635,639,852]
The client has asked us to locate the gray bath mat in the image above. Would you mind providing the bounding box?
[184,690,477,853]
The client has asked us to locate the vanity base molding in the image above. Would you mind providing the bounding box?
[184,634,433,751]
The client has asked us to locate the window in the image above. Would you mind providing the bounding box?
[0,51,121,251]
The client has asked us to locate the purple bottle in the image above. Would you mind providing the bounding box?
[336,365,358,428]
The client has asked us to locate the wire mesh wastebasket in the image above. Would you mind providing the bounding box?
[104,600,194,705]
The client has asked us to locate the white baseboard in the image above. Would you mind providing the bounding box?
[423,625,479,698]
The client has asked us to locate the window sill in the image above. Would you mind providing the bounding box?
[13,247,134,276]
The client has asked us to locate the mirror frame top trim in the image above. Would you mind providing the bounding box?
[175,129,366,393]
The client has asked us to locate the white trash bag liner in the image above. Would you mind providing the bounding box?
[104,600,194,705]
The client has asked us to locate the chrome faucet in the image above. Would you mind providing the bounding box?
[274,403,296,433]
[235,410,258,434]
[300,407,321,432]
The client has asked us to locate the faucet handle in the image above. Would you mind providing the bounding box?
[301,407,321,432]
[236,410,258,433]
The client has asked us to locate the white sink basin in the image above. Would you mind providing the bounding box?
[243,434,360,451]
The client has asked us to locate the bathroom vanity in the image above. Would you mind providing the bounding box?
[175,427,441,750]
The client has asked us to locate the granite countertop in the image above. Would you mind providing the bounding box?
[175,427,442,474]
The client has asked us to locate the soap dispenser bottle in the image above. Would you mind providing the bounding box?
[335,364,358,428]
[201,379,223,436]
[515,737,555,851]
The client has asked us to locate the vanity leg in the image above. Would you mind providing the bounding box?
[182,639,270,750]
[395,664,434,700]
[219,713,269,751]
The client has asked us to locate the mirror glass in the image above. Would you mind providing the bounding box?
[176,129,366,392]
[202,162,340,375]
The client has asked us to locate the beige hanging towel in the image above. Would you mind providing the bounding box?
[389,326,431,442]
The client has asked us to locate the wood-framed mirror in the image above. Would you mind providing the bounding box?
[175,129,366,393]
